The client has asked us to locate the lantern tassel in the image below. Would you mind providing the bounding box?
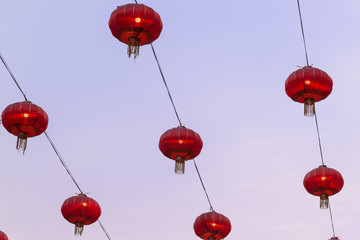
[175,156,185,174]
[320,194,329,209]
[16,132,28,154]
[304,99,315,117]
[127,37,140,58]
[127,45,140,58]
[74,222,84,236]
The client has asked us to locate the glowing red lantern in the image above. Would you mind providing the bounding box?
[194,211,231,240]
[109,3,163,58]
[159,126,203,174]
[1,101,48,153]
[303,165,344,209]
[61,194,101,236]
[285,66,333,117]
[0,231,9,240]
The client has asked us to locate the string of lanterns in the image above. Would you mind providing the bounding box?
[0,0,347,239]
[285,0,344,239]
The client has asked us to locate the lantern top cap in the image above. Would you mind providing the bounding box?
[319,164,327,168]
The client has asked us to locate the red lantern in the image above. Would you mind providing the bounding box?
[0,231,9,240]
[159,126,203,174]
[285,66,333,117]
[61,194,101,236]
[1,101,48,153]
[303,165,344,209]
[194,211,231,240]
[109,3,163,58]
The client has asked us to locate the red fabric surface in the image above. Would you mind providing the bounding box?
[285,66,333,103]
[1,101,48,137]
[61,194,101,225]
[193,211,231,240]
[303,165,344,197]
[109,3,163,46]
[159,126,203,161]
[0,231,9,240]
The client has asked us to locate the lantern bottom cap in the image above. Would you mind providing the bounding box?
[175,156,185,174]
[304,99,315,117]
[16,132,28,154]
[320,194,329,209]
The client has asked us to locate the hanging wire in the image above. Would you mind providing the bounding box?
[0,52,112,240]
[150,44,183,126]
[134,0,138,3]
[193,158,214,211]
[295,3,340,237]
[149,43,214,209]
[44,131,84,194]
[98,220,112,240]
[314,112,325,165]
[296,0,310,66]
[0,53,28,101]
[328,201,336,237]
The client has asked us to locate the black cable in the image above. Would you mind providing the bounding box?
[193,158,214,211]
[134,0,138,3]
[150,44,183,126]
[0,53,28,101]
[98,220,112,240]
[314,112,325,165]
[328,201,336,237]
[296,0,310,66]
[44,131,84,194]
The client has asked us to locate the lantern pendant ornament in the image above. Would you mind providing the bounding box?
[303,165,344,209]
[159,126,203,174]
[61,194,101,236]
[285,66,333,117]
[193,211,232,240]
[1,101,49,153]
[109,3,163,58]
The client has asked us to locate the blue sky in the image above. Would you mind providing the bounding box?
[1,0,360,239]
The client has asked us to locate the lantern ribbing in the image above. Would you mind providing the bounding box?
[0,52,112,240]
[296,0,310,66]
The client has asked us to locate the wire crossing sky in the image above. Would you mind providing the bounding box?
[0,0,359,240]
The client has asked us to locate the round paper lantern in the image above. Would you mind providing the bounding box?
[159,126,203,174]
[1,101,48,153]
[285,66,333,117]
[0,231,9,240]
[194,211,231,240]
[303,165,344,209]
[109,3,163,58]
[61,194,101,235]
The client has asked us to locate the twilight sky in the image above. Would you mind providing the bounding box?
[1,0,360,239]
